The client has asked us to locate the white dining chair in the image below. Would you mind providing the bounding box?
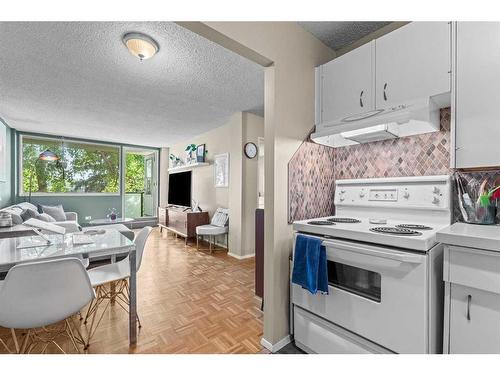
[0,258,95,354]
[83,226,153,348]
[0,280,18,354]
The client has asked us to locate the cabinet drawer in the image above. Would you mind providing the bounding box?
[448,284,500,353]
[293,306,391,354]
[445,245,500,295]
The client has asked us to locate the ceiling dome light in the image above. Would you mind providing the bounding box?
[123,32,159,61]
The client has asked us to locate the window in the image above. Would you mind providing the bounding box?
[20,135,120,195]
[327,261,381,302]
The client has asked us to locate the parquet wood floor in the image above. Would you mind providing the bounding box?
[0,228,263,354]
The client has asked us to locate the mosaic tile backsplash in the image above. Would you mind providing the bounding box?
[288,131,336,223]
[288,108,451,223]
[334,108,451,180]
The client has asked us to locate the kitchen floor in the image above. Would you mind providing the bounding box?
[0,228,263,354]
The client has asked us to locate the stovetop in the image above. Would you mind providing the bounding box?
[294,176,452,252]
[294,216,448,251]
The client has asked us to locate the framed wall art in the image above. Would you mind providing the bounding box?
[214,153,229,188]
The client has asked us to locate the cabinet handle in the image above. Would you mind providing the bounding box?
[467,295,472,321]
[359,90,364,107]
[383,83,388,101]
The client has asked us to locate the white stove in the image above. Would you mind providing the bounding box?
[291,175,452,354]
[293,175,452,252]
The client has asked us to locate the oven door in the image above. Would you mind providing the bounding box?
[292,236,429,353]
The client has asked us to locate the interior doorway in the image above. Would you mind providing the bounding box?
[123,147,158,219]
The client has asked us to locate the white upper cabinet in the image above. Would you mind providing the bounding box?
[318,41,375,127]
[315,22,451,132]
[455,22,500,169]
[375,22,451,108]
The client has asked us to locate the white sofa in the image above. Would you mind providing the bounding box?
[0,202,81,233]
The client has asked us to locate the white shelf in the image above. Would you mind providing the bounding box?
[168,162,210,173]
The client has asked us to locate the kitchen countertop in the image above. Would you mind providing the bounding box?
[437,222,500,252]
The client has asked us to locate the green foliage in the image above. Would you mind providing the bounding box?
[125,154,145,193]
[185,144,197,153]
[22,138,152,195]
[22,138,120,194]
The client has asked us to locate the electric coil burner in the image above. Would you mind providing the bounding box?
[396,224,433,230]
[369,226,422,236]
[307,220,335,225]
[327,217,361,223]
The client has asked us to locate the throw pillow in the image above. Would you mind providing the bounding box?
[40,204,67,221]
[15,202,39,213]
[2,209,23,225]
[20,208,38,222]
[36,213,56,223]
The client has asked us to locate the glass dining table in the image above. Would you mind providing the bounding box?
[0,229,138,346]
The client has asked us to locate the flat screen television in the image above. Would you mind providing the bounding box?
[168,171,192,207]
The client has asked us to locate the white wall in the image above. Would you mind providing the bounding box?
[169,111,264,257]
[241,112,265,257]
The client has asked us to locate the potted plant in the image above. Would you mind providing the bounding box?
[169,154,182,168]
[185,144,197,164]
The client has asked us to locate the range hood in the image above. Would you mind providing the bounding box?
[311,97,441,148]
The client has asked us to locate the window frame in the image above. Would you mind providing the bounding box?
[18,134,122,197]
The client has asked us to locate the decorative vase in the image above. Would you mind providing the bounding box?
[108,208,118,221]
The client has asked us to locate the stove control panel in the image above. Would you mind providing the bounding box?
[334,177,451,210]
[368,189,398,201]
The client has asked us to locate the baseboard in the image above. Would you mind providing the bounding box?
[227,252,255,260]
[260,335,291,353]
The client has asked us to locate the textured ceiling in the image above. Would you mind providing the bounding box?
[298,22,392,51]
[0,22,264,147]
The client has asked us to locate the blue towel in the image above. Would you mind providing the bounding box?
[292,234,329,295]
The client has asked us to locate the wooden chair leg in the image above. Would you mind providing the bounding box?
[209,236,213,254]
[226,233,229,253]
[11,329,19,354]
[196,235,199,250]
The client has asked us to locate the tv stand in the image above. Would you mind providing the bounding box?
[158,206,209,244]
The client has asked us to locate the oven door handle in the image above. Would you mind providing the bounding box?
[321,239,424,265]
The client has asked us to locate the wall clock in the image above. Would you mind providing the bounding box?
[244,142,258,159]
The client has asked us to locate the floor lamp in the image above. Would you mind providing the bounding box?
[28,149,60,203]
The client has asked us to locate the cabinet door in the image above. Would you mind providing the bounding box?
[455,22,500,168]
[375,22,451,108]
[319,41,375,126]
[448,284,500,353]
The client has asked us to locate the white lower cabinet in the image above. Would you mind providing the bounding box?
[448,284,500,354]
[443,244,500,353]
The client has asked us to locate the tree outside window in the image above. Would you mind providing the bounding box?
[21,136,120,194]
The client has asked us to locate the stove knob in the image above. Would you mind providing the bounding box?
[340,197,345,202]
[432,197,440,204]
[433,187,440,194]
[340,189,346,194]
[359,192,365,198]
[403,192,410,199]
